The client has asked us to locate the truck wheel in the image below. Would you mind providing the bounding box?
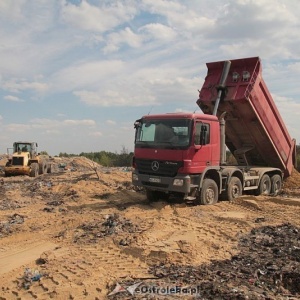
[255,174,271,196]
[146,190,160,202]
[30,163,39,177]
[271,174,282,196]
[39,161,47,174]
[227,176,242,201]
[199,179,218,205]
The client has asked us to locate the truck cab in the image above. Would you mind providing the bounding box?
[132,113,221,201]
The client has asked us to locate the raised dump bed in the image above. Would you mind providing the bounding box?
[197,57,296,177]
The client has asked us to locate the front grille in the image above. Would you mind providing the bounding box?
[12,157,24,166]
[136,159,183,177]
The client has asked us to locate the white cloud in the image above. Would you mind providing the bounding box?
[74,89,156,107]
[106,120,116,125]
[63,119,96,126]
[204,0,300,60]
[2,79,48,93]
[88,131,103,137]
[5,123,31,132]
[29,118,61,129]
[51,60,124,92]
[103,27,143,53]
[0,0,27,21]
[4,95,24,102]
[141,0,215,33]
[61,0,137,33]
[139,23,177,42]
[28,118,96,129]
[45,129,60,134]
[57,113,66,117]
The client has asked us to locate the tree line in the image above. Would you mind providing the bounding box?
[58,146,133,167]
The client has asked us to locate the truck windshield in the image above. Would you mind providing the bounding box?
[135,119,191,148]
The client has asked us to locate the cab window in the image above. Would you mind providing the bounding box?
[195,123,210,145]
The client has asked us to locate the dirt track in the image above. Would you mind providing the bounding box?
[0,157,300,299]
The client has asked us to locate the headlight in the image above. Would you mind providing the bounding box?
[173,179,184,186]
[132,174,139,181]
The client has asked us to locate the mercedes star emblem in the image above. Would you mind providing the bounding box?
[151,161,159,171]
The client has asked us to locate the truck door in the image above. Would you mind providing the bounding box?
[193,121,212,171]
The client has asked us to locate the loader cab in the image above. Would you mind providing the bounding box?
[13,142,38,158]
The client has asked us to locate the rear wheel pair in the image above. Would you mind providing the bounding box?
[255,174,282,196]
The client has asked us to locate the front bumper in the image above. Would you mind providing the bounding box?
[132,170,191,193]
[4,166,31,176]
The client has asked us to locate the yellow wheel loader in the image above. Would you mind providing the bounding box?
[4,142,52,177]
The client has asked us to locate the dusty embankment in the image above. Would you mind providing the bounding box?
[0,157,299,299]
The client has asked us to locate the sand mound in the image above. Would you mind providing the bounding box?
[283,168,300,189]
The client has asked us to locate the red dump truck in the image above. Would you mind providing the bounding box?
[132,57,297,204]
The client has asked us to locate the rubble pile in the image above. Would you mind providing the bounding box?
[73,213,140,244]
[0,213,25,238]
[146,223,300,299]
[0,198,21,210]
[65,156,101,172]
[112,224,300,299]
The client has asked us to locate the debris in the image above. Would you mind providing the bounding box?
[19,268,44,289]
[144,223,300,299]
[43,207,55,212]
[74,214,140,244]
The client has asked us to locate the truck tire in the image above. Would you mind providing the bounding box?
[39,161,47,174]
[255,174,271,196]
[270,174,282,196]
[227,176,242,201]
[30,163,39,177]
[199,179,218,205]
[146,190,160,202]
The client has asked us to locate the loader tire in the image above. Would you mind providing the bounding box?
[30,163,39,177]
[39,161,47,174]
[47,164,52,174]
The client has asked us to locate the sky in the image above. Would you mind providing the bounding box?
[0,0,299,156]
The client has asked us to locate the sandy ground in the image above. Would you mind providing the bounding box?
[0,157,300,299]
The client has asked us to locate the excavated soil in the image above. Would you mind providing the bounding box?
[0,157,300,299]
